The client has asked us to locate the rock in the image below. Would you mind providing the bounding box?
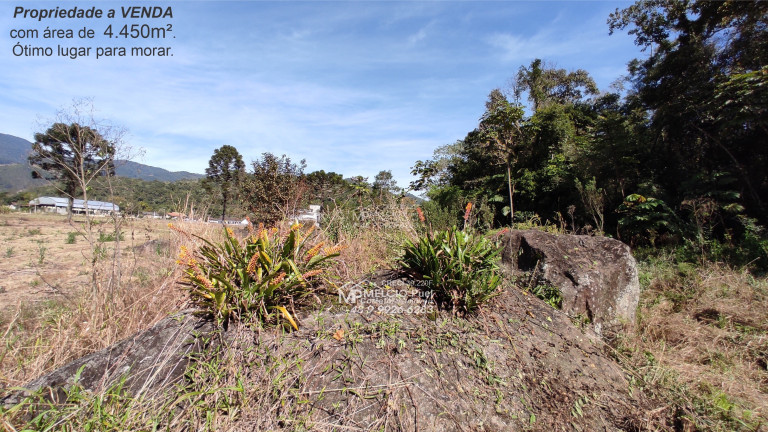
[213,273,648,431]
[2,310,214,406]
[500,229,639,334]
[3,275,653,430]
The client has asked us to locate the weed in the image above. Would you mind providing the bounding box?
[36,241,47,265]
[98,231,124,242]
[528,283,562,309]
[93,243,108,261]
[27,228,42,236]
[65,231,78,244]
[5,246,14,258]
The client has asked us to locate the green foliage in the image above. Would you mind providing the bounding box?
[5,246,14,257]
[65,231,78,244]
[204,145,245,221]
[28,121,116,217]
[37,240,46,265]
[617,194,680,246]
[398,226,503,315]
[528,283,563,309]
[98,231,124,242]
[243,153,307,224]
[176,222,341,327]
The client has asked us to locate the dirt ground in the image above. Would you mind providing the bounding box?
[0,212,173,311]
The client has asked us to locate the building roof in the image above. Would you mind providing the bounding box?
[29,196,120,212]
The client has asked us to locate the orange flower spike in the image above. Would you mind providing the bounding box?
[323,243,347,256]
[306,241,325,259]
[270,272,287,286]
[464,202,473,221]
[301,269,324,279]
[246,252,259,274]
[416,207,426,223]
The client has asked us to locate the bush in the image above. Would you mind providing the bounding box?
[174,222,342,328]
[398,224,503,315]
[66,231,78,244]
[98,231,124,242]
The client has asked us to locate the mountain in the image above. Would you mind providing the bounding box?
[0,133,33,164]
[0,133,203,192]
[114,160,203,182]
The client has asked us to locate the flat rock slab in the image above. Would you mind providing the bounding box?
[500,229,640,334]
[2,311,214,406]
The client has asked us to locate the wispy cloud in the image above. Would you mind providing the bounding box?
[0,1,643,188]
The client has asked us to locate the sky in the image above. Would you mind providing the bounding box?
[1,1,645,191]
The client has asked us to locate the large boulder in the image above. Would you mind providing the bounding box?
[500,229,640,334]
[2,310,214,406]
[3,275,655,430]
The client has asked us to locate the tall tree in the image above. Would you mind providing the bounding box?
[372,170,399,199]
[609,0,768,222]
[515,59,598,111]
[29,122,116,220]
[204,145,245,221]
[244,153,307,224]
[477,89,525,224]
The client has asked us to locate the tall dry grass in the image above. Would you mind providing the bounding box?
[321,196,418,282]
[0,216,225,388]
[610,254,768,430]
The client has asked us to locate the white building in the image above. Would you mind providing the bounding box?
[29,196,120,215]
[294,204,321,227]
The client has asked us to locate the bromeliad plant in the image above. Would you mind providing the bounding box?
[399,203,503,315]
[173,221,343,328]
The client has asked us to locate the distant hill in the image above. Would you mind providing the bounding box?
[115,160,203,182]
[0,133,203,192]
[0,133,33,164]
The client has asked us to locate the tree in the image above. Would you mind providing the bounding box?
[29,122,116,220]
[372,170,400,198]
[204,145,245,221]
[609,0,768,223]
[514,59,598,111]
[244,153,307,224]
[477,89,525,224]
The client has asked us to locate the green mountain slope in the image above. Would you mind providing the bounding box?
[0,133,203,191]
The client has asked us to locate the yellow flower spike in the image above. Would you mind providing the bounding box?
[290,221,301,231]
[225,227,235,238]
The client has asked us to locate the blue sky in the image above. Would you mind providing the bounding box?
[1,1,643,190]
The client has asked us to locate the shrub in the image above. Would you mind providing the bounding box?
[174,222,342,328]
[66,231,78,244]
[399,221,503,315]
[617,194,681,246]
[98,231,124,242]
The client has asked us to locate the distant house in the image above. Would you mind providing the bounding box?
[293,204,321,227]
[28,196,120,215]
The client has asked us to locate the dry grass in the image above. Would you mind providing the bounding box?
[611,253,768,430]
[0,213,204,387]
[323,197,418,283]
